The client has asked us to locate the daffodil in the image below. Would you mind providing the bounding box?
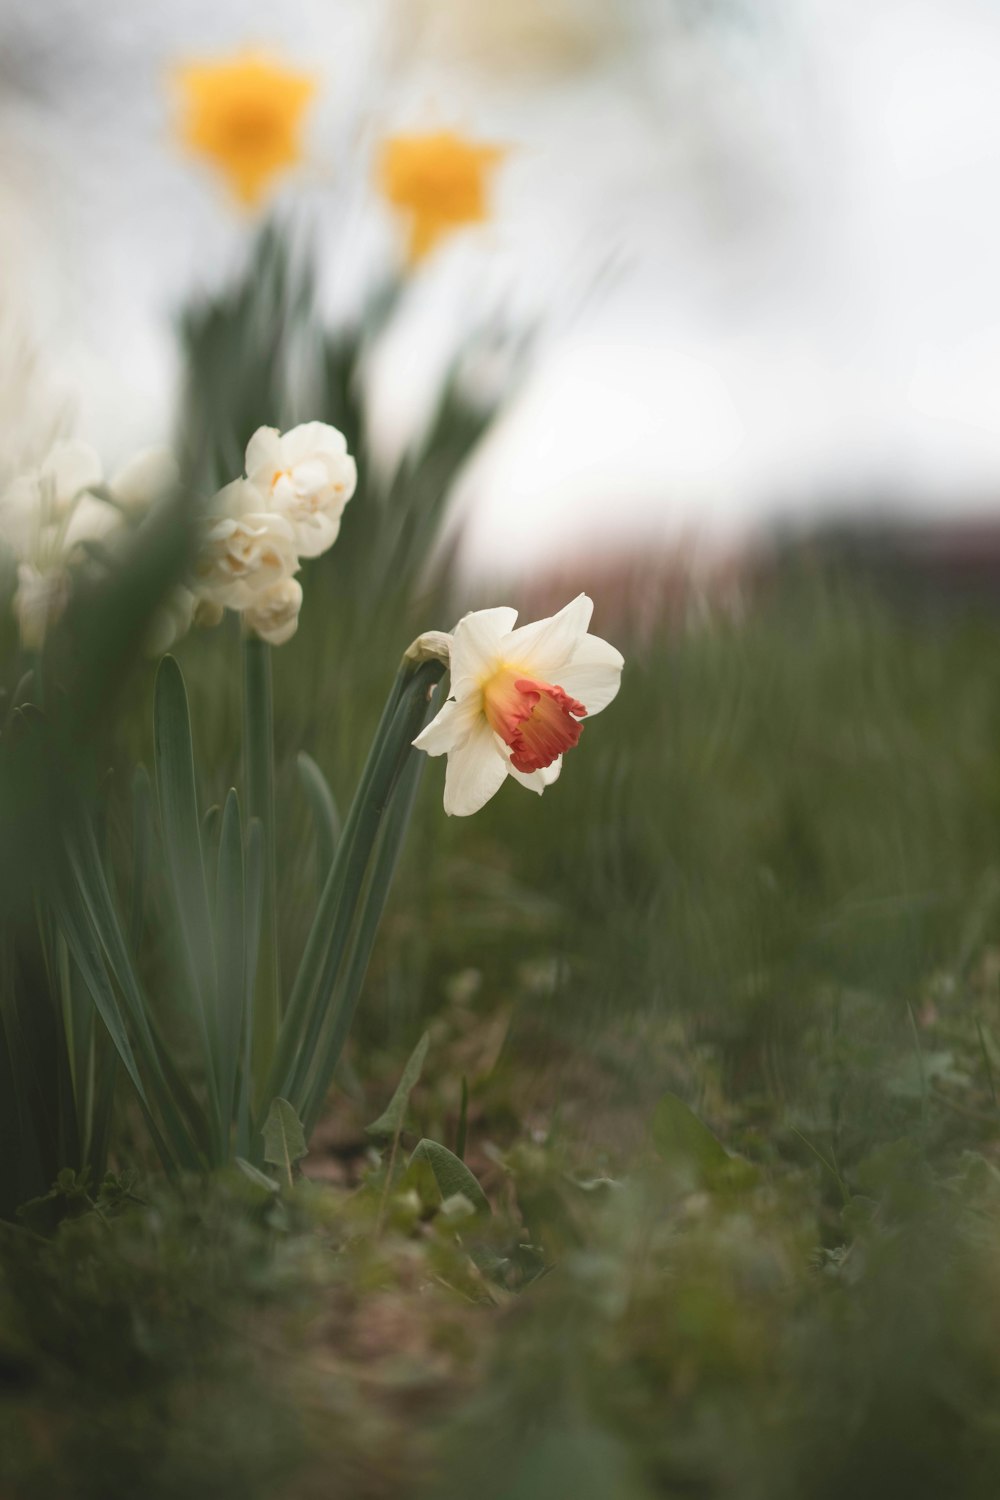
[378,129,506,264]
[245,422,356,559]
[108,446,180,515]
[0,441,122,647]
[176,52,316,209]
[242,575,304,646]
[193,480,299,611]
[413,594,623,816]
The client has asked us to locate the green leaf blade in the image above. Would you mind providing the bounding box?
[409,1138,490,1216]
[365,1031,430,1141]
[262,1096,308,1186]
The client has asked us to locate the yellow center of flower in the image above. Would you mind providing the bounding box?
[377,130,507,264]
[481,666,586,773]
[176,52,317,208]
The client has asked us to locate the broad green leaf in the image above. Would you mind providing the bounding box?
[409,1138,490,1216]
[262,1097,307,1185]
[365,1031,429,1141]
[235,1157,280,1193]
[652,1093,752,1190]
[456,1075,469,1162]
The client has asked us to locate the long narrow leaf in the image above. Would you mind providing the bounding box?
[268,660,413,1100]
[301,737,428,1133]
[215,788,245,1158]
[154,655,220,1122]
[238,817,264,1157]
[65,818,203,1170]
[297,751,341,887]
[128,765,153,955]
[281,661,444,1111]
[243,638,279,1098]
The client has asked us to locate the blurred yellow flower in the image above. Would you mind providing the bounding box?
[378,129,506,263]
[176,52,316,208]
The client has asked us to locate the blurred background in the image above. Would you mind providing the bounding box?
[4,0,1000,584]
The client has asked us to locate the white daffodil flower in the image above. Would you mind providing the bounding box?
[108,446,179,514]
[0,440,126,648]
[413,593,624,817]
[0,439,104,554]
[242,575,304,646]
[245,421,357,560]
[193,479,299,610]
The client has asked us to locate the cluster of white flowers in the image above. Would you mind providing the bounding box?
[190,421,357,647]
[0,439,178,650]
[0,421,357,653]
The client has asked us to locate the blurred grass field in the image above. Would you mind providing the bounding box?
[5,227,1000,1498]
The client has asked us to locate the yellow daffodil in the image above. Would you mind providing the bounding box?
[414,595,624,816]
[377,129,506,264]
[176,52,316,208]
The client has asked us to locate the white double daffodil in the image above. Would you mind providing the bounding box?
[414,594,623,816]
[190,421,356,648]
[245,421,357,560]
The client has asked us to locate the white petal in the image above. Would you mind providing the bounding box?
[442,723,509,816]
[244,427,283,483]
[111,447,179,512]
[413,692,482,756]
[508,754,563,795]
[501,593,593,678]
[208,477,260,519]
[282,421,347,465]
[62,495,122,551]
[541,756,563,786]
[449,606,518,692]
[0,477,40,557]
[557,634,624,716]
[290,511,340,559]
[44,441,103,510]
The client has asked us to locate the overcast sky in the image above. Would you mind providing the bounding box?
[2,0,1000,578]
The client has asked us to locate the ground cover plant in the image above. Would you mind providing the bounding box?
[4,216,1000,1500]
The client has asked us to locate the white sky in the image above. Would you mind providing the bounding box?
[2,0,1000,579]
